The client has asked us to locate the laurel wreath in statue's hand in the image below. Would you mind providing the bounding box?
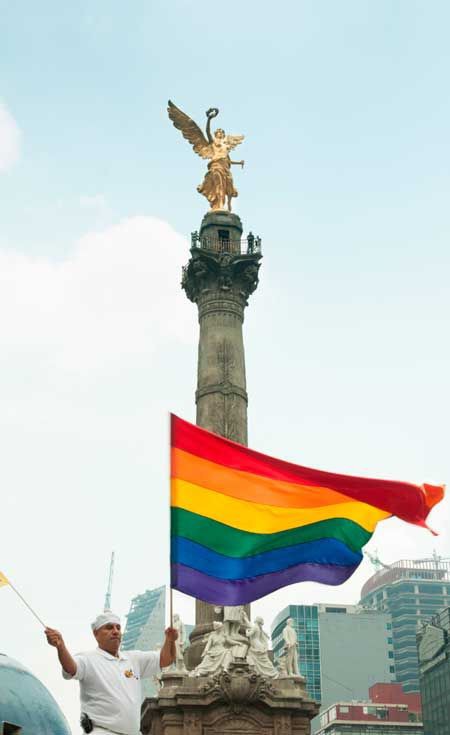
[206,107,219,119]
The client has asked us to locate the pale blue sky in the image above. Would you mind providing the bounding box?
[1,1,449,730]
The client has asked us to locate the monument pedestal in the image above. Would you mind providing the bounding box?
[141,662,319,735]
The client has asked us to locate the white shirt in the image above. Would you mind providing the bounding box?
[63,647,160,735]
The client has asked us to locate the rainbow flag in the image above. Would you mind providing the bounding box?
[170,415,444,605]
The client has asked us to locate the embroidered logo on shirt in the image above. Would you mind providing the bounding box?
[124,668,139,679]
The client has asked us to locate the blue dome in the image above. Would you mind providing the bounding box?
[0,653,71,734]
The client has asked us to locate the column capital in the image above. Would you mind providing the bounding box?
[182,248,261,307]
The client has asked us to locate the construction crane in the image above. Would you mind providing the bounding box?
[364,549,391,571]
[104,551,115,612]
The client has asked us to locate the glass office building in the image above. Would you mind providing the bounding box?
[417,607,450,735]
[271,604,394,711]
[122,585,166,698]
[122,585,166,651]
[360,559,450,693]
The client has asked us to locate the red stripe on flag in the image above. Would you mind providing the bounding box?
[171,414,444,528]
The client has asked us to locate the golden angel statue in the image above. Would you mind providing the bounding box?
[168,100,245,212]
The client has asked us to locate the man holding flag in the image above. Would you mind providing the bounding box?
[1,415,445,732]
[45,612,177,735]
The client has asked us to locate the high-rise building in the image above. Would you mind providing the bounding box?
[271,604,395,711]
[359,558,450,693]
[122,585,166,652]
[122,585,166,698]
[316,683,423,734]
[417,606,450,735]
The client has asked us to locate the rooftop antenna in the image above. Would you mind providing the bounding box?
[104,551,115,612]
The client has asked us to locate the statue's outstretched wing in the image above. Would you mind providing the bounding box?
[167,100,212,159]
[225,134,245,151]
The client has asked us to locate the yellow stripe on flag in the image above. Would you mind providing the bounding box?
[0,571,10,587]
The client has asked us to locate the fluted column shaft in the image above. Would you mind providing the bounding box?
[196,292,248,444]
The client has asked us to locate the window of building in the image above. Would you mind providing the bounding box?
[376,707,388,720]
[418,584,442,594]
[339,705,349,713]
[363,706,377,715]
[388,651,394,658]
[395,583,415,593]
[389,665,395,673]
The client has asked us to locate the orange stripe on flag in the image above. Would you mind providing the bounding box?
[171,447,355,509]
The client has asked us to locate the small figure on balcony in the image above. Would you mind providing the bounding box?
[168,100,245,212]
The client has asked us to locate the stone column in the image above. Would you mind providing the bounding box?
[195,281,248,445]
[182,211,262,665]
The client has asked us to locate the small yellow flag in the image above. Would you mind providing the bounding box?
[0,571,10,587]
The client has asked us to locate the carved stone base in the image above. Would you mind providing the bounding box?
[141,662,319,735]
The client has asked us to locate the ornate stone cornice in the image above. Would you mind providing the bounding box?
[182,248,261,307]
[199,661,274,713]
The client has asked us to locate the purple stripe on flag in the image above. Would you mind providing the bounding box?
[171,561,360,606]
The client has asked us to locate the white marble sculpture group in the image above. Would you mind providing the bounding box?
[170,607,301,680]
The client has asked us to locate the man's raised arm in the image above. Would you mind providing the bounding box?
[45,627,77,677]
[160,627,177,668]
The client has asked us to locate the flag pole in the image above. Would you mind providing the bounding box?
[169,412,173,629]
[8,580,46,627]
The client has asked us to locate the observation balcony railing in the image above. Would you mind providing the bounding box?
[190,231,262,256]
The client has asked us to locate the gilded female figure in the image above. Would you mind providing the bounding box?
[168,101,245,212]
